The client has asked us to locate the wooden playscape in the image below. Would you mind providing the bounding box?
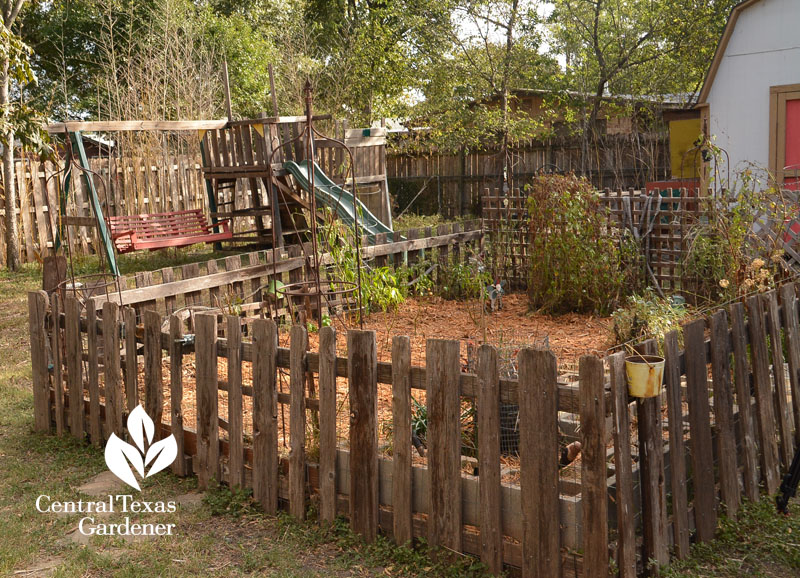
[46,84,393,278]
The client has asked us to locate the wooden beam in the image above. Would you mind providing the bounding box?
[47,120,229,134]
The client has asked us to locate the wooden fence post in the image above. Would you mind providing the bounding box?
[610,350,638,575]
[518,348,560,578]
[50,293,64,436]
[477,344,502,574]
[684,319,717,542]
[169,314,187,476]
[144,310,163,438]
[289,324,308,520]
[195,313,219,489]
[426,338,462,552]
[252,319,279,514]
[227,316,244,488]
[103,302,122,439]
[746,295,780,494]
[391,335,413,545]
[663,331,690,558]
[730,302,760,502]
[349,329,378,541]
[86,299,102,445]
[65,296,84,439]
[709,310,741,517]
[580,355,608,575]
[636,339,668,565]
[29,291,50,432]
[319,326,338,524]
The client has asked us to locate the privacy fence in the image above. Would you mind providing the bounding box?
[0,155,208,267]
[29,247,800,576]
[482,186,708,291]
[387,133,669,218]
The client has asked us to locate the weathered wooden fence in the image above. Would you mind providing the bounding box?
[482,187,708,290]
[28,218,800,575]
[387,133,669,218]
[0,155,207,267]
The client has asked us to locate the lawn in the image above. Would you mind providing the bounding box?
[1,253,800,577]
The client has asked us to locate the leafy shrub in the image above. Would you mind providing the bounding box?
[612,289,690,346]
[526,173,632,314]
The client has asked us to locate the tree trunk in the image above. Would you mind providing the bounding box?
[0,57,19,271]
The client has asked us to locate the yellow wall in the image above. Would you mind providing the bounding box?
[669,118,703,178]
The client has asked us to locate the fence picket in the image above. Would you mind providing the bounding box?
[65,296,83,439]
[426,338,462,552]
[51,293,64,435]
[710,310,741,517]
[319,326,338,524]
[29,291,50,432]
[764,291,795,467]
[144,310,163,438]
[227,316,244,487]
[391,335,413,544]
[610,350,638,574]
[169,314,186,476]
[684,319,717,542]
[103,302,122,438]
[746,295,781,494]
[580,355,607,575]
[124,306,139,411]
[779,283,800,445]
[518,348,560,578]
[289,324,307,520]
[635,339,669,564]
[477,344,502,574]
[663,331,690,557]
[252,319,278,513]
[349,329,378,540]
[195,313,219,489]
[86,299,102,445]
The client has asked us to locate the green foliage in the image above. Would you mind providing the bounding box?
[526,173,629,314]
[203,478,257,517]
[683,165,787,304]
[318,213,406,316]
[549,0,739,104]
[612,289,689,346]
[410,396,427,441]
[437,256,491,301]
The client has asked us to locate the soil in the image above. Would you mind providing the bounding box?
[110,293,614,486]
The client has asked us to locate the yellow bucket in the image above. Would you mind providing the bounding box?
[625,355,665,398]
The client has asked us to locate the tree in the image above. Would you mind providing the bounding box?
[304,0,452,124]
[407,0,560,190]
[548,0,738,133]
[0,0,39,271]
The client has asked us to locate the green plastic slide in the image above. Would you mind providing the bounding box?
[283,160,393,238]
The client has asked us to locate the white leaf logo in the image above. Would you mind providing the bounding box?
[104,404,177,491]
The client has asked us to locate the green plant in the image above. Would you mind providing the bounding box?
[318,211,407,317]
[683,163,789,304]
[437,253,491,301]
[202,478,257,517]
[612,289,690,347]
[526,173,633,314]
[411,396,427,442]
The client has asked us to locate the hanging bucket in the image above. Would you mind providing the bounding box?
[625,354,665,398]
